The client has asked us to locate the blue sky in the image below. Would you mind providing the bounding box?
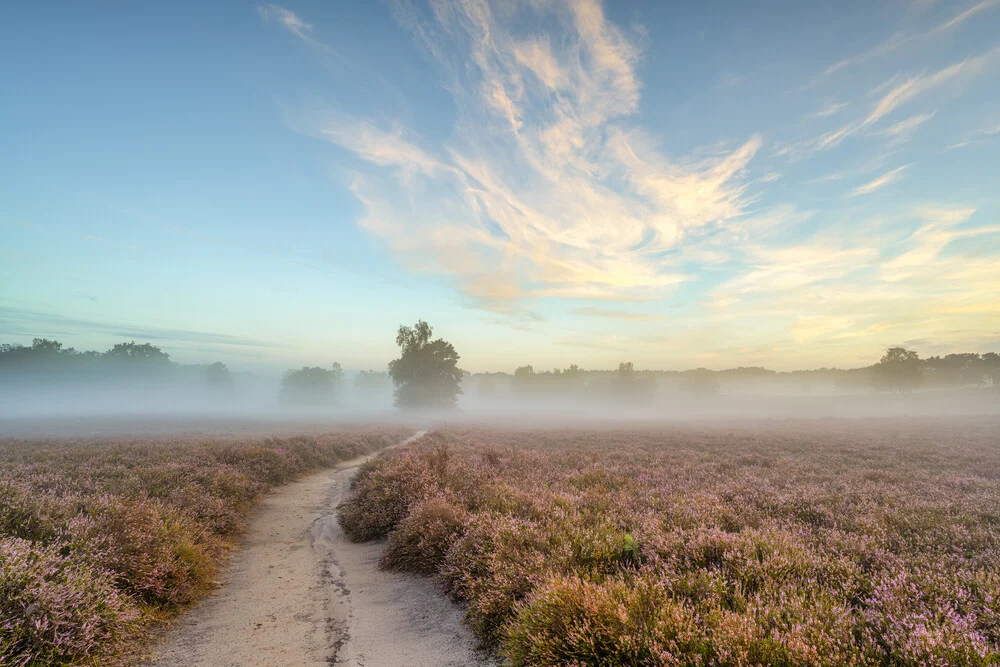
[2,0,999,373]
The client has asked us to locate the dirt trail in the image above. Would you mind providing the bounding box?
[144,431,495,667]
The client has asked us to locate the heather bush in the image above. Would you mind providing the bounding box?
[65,496,215,607]
[380,497,469,574]
[340,419,1000,664]
[441,512,554,643]
[0,427,409,665]
[505,575,708,666]
[338,445,449,541]
[0,537,138,667]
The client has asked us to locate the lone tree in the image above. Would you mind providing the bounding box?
[388,320,463,410]
[280,363,344,405]
[872,347,923,392]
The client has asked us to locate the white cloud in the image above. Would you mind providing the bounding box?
[287,0,761,308]
[943,121,1000,150]
[807,101,849,119]
[694,204,1000,363]
[778,47,998,161]
[822,0,1000,77]
[573,307,664,322]
[879,112,935,137]
[880,206,1000,280]
[850,165,909,196]
[257,5,312,38]
[864,47,999,128]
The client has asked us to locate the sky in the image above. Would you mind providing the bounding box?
[2,0,999,374]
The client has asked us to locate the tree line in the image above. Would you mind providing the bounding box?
[2,328,998,411]
[0,339,234,388]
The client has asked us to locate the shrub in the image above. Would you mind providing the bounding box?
[0,537,138,666]
[66,496,216,607]
[338,420,1000,664]
[440,513,555,644]
[380,497,469,574]
[504,574,707,666]
[0,427,409,666]
[338,448,446,541]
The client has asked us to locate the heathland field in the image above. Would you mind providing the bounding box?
[340,419,1000,666]
[0,427,409,666]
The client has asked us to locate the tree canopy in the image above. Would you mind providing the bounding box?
[280,363,344,405]
[873,347,923,392]
[206,361,233,389]
[388,320,463,409]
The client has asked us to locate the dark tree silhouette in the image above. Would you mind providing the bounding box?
[280,363,343,405]
[206,361,233,389]
[388,320,463,409]
[611,361,655,401]
[680,368,721,397]
[104,341,171,364]
[513,365,536,394]
[873,347,923,392]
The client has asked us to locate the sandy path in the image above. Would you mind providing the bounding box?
[144,431,496,667]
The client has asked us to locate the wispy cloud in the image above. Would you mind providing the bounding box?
[862,51,994,127]
[280,0,761,309]
[880,112,936,136]
[851,165,909,196]
[695,204,1000,362]
[822,0,1000,77]
[944,121,1000,149]
[573,307,663,322]
[878,112,936,146]
[257,4,311,39]
[807,101,849,119]
[0,306,285,349]
[880,206,1000,280]
[778,47,997,161]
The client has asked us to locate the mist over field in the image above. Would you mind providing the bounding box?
[1,335,998,438]
[4,0,1000,664]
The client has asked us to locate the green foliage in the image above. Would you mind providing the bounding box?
[280,363,344,405]
[380,497,469,574]
[340,422,1000,664]
[103,341,171,364]
[505,576,708,666]
[873,347,923,392]
[0,537,138,667]
[0,339,236,393]
[0,428,407,666]
[205,361,232,389]
[388,320,463,410]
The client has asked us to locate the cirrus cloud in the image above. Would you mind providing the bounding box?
[279,0,761,311]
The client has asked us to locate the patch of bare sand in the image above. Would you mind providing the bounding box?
[144,431,496,667]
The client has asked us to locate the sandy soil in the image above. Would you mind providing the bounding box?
[143,431,496,667]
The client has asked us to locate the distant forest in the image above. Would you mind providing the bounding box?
[1,338,998,406]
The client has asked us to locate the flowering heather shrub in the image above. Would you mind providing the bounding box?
[339,436,459,541]
[504,575,708,666]
[0,537,137,667]
[380,497,469,574]
[0,427,408,665]
[340,419,1000,665]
